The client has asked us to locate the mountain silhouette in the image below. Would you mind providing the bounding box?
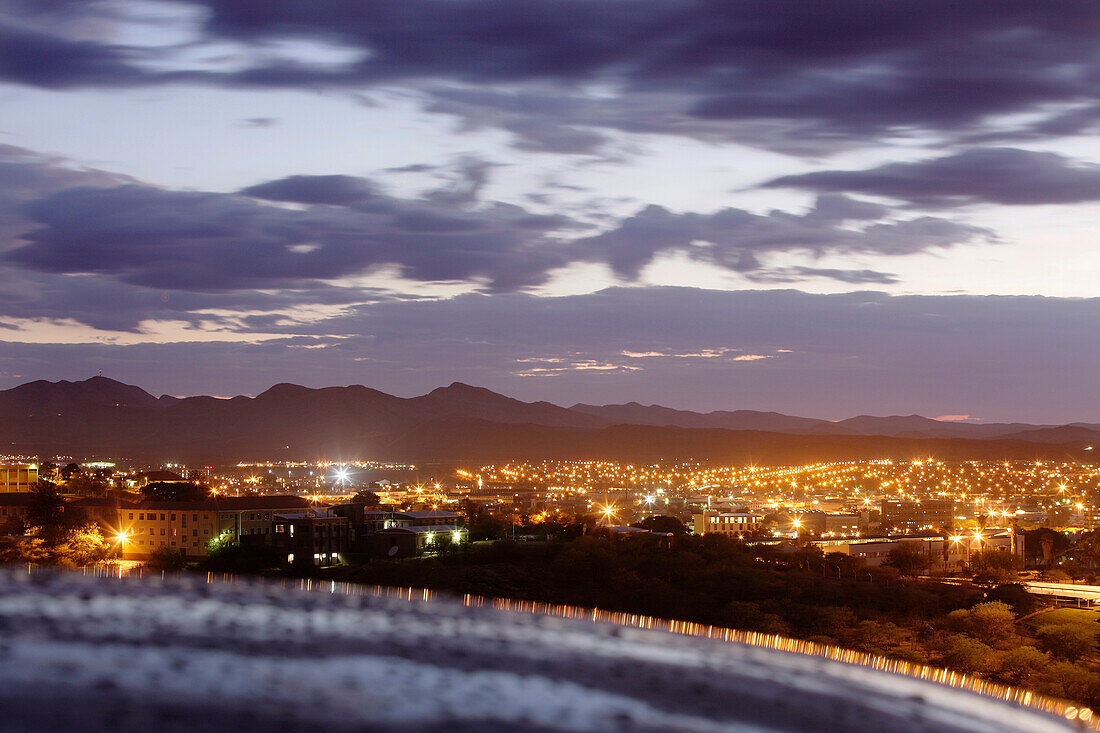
[0,377,1095,463]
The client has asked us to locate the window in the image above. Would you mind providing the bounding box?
[160,513,165,521]
[275,525,284,533]
[203,529,209,535]
[171,514,176,521]
[149,528,154,535]
[192,529,198,537]
[139,513,144,520]
[128,513,134,520]
[160,528,166,535]
[192,514,198,522]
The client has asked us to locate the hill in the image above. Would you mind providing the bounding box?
[0,377,1096,463]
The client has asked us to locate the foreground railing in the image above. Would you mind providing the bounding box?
[33,563,1097,730]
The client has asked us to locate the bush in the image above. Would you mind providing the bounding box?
[998,646,1048,684]
[939,635,994,674]
[1036,623,1096,662]
[146,546,188,572]
[968,601,1017,646]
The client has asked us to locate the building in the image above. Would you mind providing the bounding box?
[879,499,956,533]
[373,524,467,558]
[800,511,861,537]
[0,493,36,531]
[114,495,315,559]
[271,510,349,567]
[120,501,220,557]
[0,464,37,493]
[692,510,764,538]
[817,530,1013,569]
[391,510,463,527]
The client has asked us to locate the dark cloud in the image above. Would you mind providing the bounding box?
[765,148,1100,207]
[241,174,378,205]
[0,16,147,89]
[2,288,1096,422]
[0,146,988,307]
[239,117,278,128]
[5,182,574,293]
[576,197,989,279]
[745,268,899,285]
[5,2,1100,150]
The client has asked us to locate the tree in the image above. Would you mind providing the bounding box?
[351,489,382,506]
[51,525,109,567]
[968,601,1017,646]
[632,515,687,536]
[939,635,993,674]
[884,544,931,577]
[37,461,57,481]
[854,620,906,653]
[998,646,1048,684]
[25,481,67,542]
[60,462,81,481]
[0,537,48,564]
[984,583,1037,615]
[1037,623,1096,662]
[64,474,108,498]
[141,481,209,502]
[146,546,188,572]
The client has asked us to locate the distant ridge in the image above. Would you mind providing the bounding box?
[0,376,1095,462]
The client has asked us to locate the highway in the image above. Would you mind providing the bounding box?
[1024,580,1100,604]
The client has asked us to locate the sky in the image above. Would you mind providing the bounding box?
[0,0,1097,422]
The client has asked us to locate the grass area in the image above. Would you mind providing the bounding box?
[1027,607,1100,630]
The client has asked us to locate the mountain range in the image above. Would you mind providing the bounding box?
[0,377,1096,464]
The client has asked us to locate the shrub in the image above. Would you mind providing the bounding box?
[968,601,1017,646]
[1037,623,1096,662]
[939,635,994,674]
[998,646,1048,684]
[146,546,188,572]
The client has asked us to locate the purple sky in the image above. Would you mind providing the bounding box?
[0,0,1097,422]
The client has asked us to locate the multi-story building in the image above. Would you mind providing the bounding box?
[271,510,350,567]
[692,511,765,538]
[116,495,315,559]
[121,502,220,557]
[0,493,35,531]
[817,530,1013,569]
[0,464,37,493]
[373,524,467,558]
[800,511,861,537]
[879,499,956,533]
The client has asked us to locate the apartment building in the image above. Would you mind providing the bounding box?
[117,495,315,559]
[879,499,956,533]
[271,510,349,567]
[0,464,37,493]
[692,510,765,538]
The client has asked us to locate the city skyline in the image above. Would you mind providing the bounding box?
[0,1,1098,422]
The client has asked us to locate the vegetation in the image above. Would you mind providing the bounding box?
[140,481,210,502]
[0,481,111,566]
[308,533,1100,710]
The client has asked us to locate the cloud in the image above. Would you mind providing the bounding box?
[2,287,1097,422]
[239,117,278,128]
[1,159,579,294]
[0,145,991,318]
[241,174,378,205]
[6,2,1100,151]
[576,197,989,278]
[764,148,1100,207]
